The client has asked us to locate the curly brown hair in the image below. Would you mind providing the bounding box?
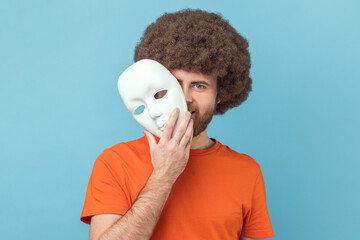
[134,9,252,115]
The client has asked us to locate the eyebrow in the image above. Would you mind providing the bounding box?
[176,79,211,87]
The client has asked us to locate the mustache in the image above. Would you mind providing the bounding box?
[187,104,198,112]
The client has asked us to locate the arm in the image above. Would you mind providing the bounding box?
[90,108,194,240]
[90,172,174,240]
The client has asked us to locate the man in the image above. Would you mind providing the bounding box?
[81,9,275,240]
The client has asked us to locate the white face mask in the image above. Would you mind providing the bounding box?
[117,59,188,138]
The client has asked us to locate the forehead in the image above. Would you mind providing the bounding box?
[118,61,178,100]
[119,75,166,101]
[127,72,169,86]
[124,60,175,83]
[170,69,217,86]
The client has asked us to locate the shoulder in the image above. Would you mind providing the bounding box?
[108,135,148,152]
[101,136,149,158]
[96,136,150,168]
[217,140,261,174]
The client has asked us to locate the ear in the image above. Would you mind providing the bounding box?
[217,97,221,104]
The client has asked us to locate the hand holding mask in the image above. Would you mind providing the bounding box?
[117,59,188,138]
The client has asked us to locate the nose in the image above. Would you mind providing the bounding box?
[147,102,161,120]
[182,86,193,103]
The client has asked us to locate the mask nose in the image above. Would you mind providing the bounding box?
[147,103,161,120]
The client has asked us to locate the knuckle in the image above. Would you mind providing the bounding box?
[177,128,185,136]
[167,144,176,153]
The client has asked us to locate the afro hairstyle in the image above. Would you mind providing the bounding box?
[134,9,252,115]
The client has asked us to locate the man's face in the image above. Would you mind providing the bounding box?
[171,69,220,137]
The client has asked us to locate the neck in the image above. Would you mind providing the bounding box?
[190,129,215,150]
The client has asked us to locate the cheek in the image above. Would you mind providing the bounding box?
[196,99,215,113]
[134,113,153,126]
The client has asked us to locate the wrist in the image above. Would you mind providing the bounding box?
[149,171,176,187]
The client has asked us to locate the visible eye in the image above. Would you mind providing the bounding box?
[194,84,205,89]
[134,105,145,115]
[154,90,167,99]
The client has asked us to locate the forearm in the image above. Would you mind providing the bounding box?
[98,173,173,240]
[97,110,192,240]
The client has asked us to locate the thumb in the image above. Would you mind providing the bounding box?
[143,130,156,149]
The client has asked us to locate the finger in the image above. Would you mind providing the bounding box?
[160,108,179,142]
[173,111,191,144]
[144,130,156,150]
[184,128,193,151]
[180,119,194,148]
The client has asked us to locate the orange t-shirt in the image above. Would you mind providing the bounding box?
[81,136,275,239]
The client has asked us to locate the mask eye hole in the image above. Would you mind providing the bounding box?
[134,105,145,115]
[154,90,167,99]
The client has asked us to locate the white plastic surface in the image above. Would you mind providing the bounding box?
[117,59,188,138]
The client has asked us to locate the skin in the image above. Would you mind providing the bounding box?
[172,69,220,150]
[89,70,266,240]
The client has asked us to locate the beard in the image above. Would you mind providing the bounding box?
[189,101,217,137]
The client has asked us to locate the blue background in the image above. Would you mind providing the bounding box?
[1,0,359,239]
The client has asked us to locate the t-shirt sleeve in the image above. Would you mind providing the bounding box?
[241,169,275,238]
[80,150,131,224]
